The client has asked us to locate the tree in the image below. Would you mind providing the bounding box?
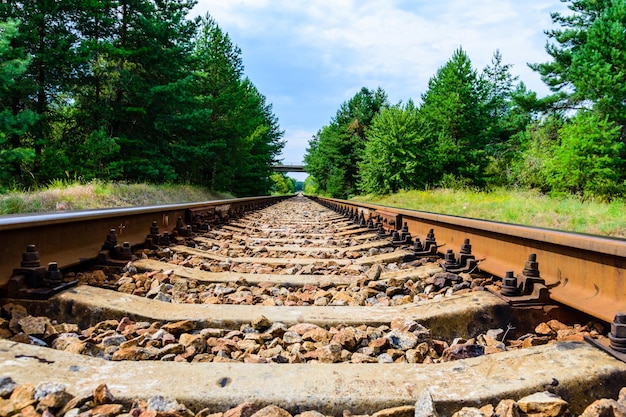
[304,87,388,197]
[545,111,624,198]
[358,101,434,194]
[528,0,626,199]
[480,52,541,186]
[0,4,283,195]
[0,19,37,188]
[270,172,296,194]
[530,0,626,128]
[419,47,488,185]
[509,114,564,191]
[189,15,283,195]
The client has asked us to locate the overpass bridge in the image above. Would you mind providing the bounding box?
[273,163,306,173]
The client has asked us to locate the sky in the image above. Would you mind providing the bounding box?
[189,1,566,181]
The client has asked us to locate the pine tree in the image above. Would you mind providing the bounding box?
[0,19,37,188]
[419,47,488,185]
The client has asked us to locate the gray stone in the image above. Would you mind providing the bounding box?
[283,331,302,344]
[415,390,438,417]
[386,329,418,350]
[265,322,288,338]
[147,395,185,412]
[366,264,383,281]
[101,334,127,347]
[0,377,16,398]
[154,292,172,303]
[377,353,393,363]
[34,382,66,401]
[486,328,504,341]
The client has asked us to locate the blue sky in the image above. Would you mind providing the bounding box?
[190,1,566,180]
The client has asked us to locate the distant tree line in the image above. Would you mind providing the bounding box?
[0,1,284,196]
[305,0,626,200]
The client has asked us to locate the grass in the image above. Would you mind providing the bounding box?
[352,188,626,238]
[0,180,233,215]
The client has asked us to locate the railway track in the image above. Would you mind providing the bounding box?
[1,195,626,417]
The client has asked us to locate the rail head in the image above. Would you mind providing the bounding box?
[0,196,290,230]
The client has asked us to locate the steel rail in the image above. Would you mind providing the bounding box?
[313,197,626,323]
[0,196,289,287]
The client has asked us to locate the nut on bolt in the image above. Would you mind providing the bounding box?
[609,312,626,353]
[21,244,41,268]
[500,271,520,297]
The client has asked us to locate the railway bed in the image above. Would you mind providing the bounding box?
[1,195,626,417]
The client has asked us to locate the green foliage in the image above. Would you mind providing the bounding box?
[0,4,282,196]
[510,115,564,191]
[419,47,489,186]
[0,19,37,187]
[358,101,433,194]
[270,172,296,194]
[304,87,388,198]
[531,0,626,126]
[544,111,624,199]
[301,2,626,201]
[303,176,319,195]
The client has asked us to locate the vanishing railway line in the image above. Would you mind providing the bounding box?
[1,195,626,416]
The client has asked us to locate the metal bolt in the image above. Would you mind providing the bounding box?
[119,242,133,260]
[611,312,626,338]
[610,312,626,352]
[102,228,118,251]
[523,253,540,278]
[444,249,457,268]
[500,270,520,296]
[44,262,63,286]
[21,244,40,268]
[460,238,472,254]
[161,231,171,246]
[149,221,159,236]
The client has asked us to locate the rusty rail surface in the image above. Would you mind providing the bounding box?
[312,197,626,323]
[0,196,289,288]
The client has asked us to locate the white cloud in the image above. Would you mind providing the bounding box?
[279,128,315,163]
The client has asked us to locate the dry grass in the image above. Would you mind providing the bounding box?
[0,181,233,215]
[353,188,626,238]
